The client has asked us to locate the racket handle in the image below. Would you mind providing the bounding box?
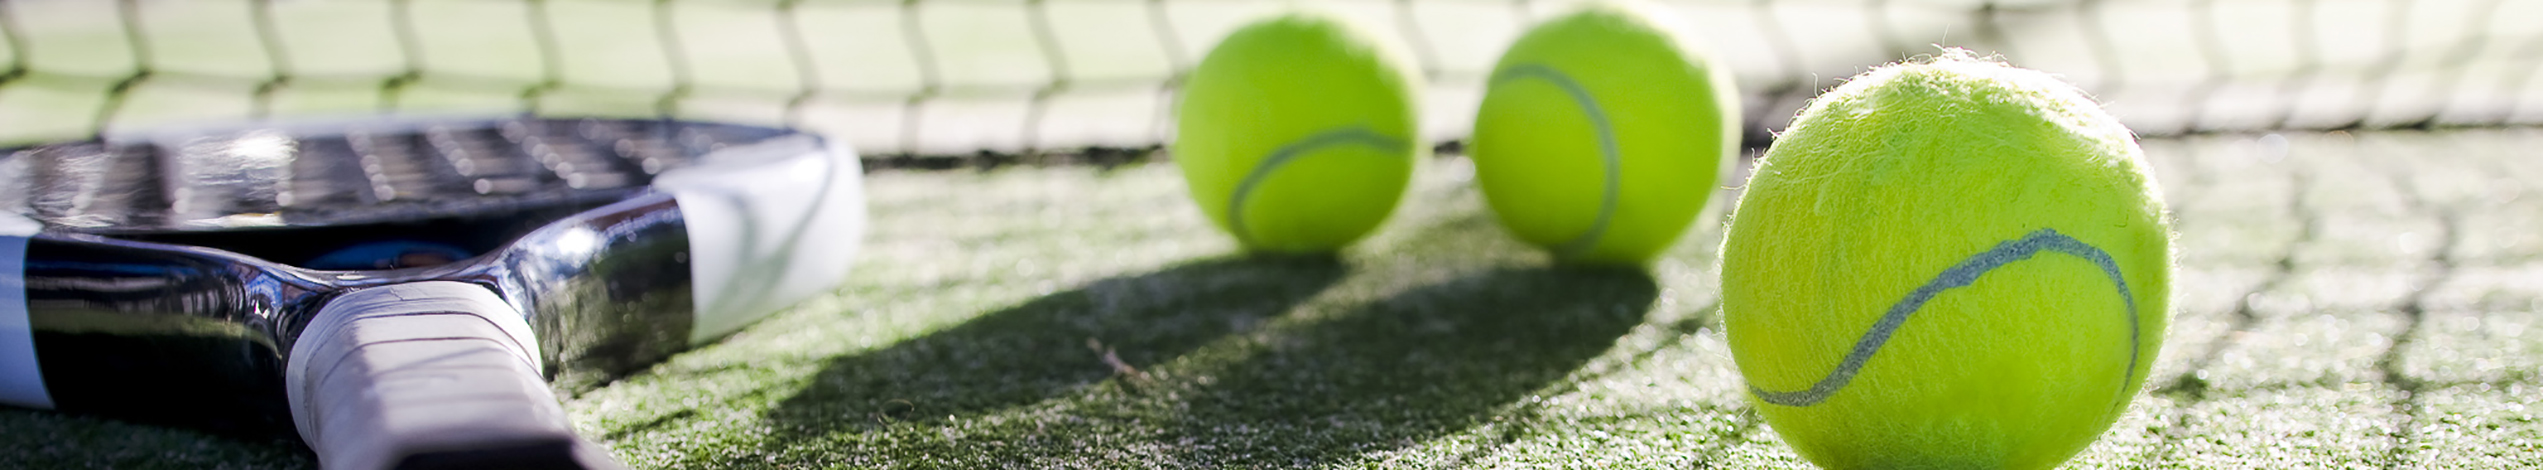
[285,282,625,470]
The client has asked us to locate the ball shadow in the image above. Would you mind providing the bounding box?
[762,256,1348,438]
[1166,266,1659,466]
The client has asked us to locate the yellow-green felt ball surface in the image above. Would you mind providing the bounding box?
[1470,1,1739,265]
[1174,11,1422,254]
[1720,50,2172,470]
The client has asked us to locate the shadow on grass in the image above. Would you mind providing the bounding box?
[0,408,314,469]
[754,200,1658,466]
[762,256,1349,439]
[1164,266,1658,467]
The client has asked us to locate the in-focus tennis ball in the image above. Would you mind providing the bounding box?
[1469,1,1738,265]
[1174,11,1422,254]
[1720,50,2172,470]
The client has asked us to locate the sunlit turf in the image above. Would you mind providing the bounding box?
[7,130,2543,468]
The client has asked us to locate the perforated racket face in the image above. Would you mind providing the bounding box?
[2,118,792,269]
[4,118,787,234]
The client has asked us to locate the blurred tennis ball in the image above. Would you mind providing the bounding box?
[1468,1,1738,265]
[1720,50,2172,470]
[1173,11,1422,254]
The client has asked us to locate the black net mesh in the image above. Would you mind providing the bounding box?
[0,0,2537,165]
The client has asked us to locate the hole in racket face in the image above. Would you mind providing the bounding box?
[4,118,789,270]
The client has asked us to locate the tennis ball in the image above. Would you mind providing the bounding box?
[1470,0,1738,265]
[1174,11,1422,254]
[1720,50,2172,470]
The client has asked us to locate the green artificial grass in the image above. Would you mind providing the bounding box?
[6,130,2543,469]
[574,156,1772,469]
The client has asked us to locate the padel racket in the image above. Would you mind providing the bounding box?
[0,117,866,469]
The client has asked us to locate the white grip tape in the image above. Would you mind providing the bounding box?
[0,213,50,409]
[284,281,595,470]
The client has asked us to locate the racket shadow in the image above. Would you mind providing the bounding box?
[761,255,1348,440]
[1162,266,1657,466]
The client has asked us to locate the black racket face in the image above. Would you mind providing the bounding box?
[6,118,785,268]
[0,117,814,433]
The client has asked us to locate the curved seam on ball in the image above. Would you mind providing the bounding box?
[1225,126,1408,247]
[1491,63,1619,260]
[1748,228,2142,408]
